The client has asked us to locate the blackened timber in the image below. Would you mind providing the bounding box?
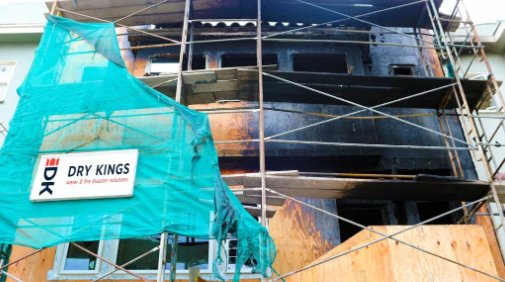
[141,69,490,110]
[222,174,491,201]
[235,193,286,206]
[47,0,446,30]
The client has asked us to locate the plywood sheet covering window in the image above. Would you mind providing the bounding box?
[284,225,502,282]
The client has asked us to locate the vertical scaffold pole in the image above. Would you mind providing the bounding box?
[427,0,505,253]
[157,232,168,282]
[257,0,268,279]
[175,0,191,102]
[170,235,179,282]
[256,0,267,228]
[157,0,191,281]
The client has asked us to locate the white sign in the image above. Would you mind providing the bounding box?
[30,149,138,202]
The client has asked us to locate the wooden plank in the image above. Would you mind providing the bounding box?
[239,175,490,201]
[235,193,286,206]
[286,225,501,282]
[185,92,215,104]
[139,74,177,86]
[237,69,260,81]
[7,247,57,282]
[141,69,492,109]
[269,198,340,275]
[191,80,239,93]
[222,170,300,186]
[213,90,239,101]
[215,68,237,80]
[182,71,216,84]
[474,205,505,278]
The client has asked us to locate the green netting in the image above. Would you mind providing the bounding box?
[0,15,275,281]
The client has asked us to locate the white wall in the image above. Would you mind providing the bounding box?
[0,44,39,146]
[459,53,505,179]
[0,1,46,146]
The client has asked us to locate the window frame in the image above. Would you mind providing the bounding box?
[48,237,259,280]
[0,61,17,103]
[56,241,104,275]
[389,64,416,76]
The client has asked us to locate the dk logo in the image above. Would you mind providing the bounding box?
[39,158,59,196]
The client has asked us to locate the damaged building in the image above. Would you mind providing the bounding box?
[0,0,504,281]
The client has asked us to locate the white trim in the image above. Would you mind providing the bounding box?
[0,61,16,103]
[0,25,44,35]
[49,238,259,281]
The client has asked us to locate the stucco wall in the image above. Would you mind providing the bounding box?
[0,43,38,146]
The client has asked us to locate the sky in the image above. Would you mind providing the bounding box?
[440,0,505,23]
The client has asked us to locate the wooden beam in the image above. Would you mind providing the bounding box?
[191,79,239,93]
[222,170,300,186]
[237,175,489,201]
[235,193,286,206]
[182,71,216,84]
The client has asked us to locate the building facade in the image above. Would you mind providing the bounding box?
[1,0,505,281]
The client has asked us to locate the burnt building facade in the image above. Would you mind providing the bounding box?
[2,0,505,281]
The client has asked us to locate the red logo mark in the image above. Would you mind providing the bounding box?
[45,158,60,167]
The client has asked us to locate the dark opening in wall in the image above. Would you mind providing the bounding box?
[417,202,458,224]
[293,53,348,73]
[390,64,415,76]
[221,54,278,68]
[185,55,206,70]
[337,203,388,243]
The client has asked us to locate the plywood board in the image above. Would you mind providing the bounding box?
[191,80,239,93]
[284,225,502,282]
[269,199,339,275]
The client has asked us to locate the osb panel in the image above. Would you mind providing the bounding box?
[285,225,501,282]
[5,246,259,282]
[190,102,256,158]
[474,205,505,278]
[7,246,56,282]
[269,199,339,275]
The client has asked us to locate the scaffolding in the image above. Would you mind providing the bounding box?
[2,0,505,281]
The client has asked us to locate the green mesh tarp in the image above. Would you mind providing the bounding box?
[0,15,275,281]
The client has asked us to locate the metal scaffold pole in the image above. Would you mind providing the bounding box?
[157,0,191,281]
[257,0,267,229]
[257,0,270,280]
[157,232,169,282]
[426,0,505,258]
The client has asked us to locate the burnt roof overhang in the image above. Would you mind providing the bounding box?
[47,0,451,30]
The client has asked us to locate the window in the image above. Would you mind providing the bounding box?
[293,53,348,73]
[389,64,416,76]
[221,54,277,68]
[115,236,209,271]
[416,202,458,224]
[49,235,256,280]
[336,203,388,242]
[0,61,16,103]
[63,241,100,271]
